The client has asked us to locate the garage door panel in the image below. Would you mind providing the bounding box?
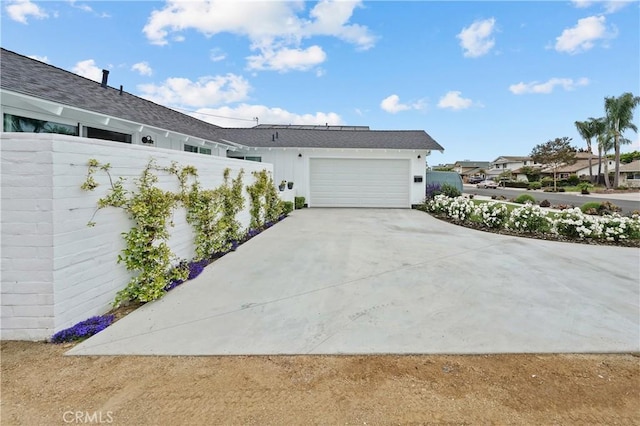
[309,158,410,208]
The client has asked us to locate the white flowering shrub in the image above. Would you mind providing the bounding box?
[427,195,474,221]
[474,202,509,229]
[427,194,450,214]
[507,204,551,233]
[424,195,640,245]
[598,214,640,242]
[445,196,474,221]
[552,208,601,239]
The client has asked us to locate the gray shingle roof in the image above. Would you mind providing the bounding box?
[620,160,640,172]
[454,161,490,168]
[0,48,223,142]
[492,156,532,163]
[221,127,444,150]
[1,48,443,152]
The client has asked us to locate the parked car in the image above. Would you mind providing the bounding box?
[468,176,484,184]
[477,180,498,189]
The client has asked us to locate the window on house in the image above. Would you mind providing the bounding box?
[629,173,640,180]
[227,153,261,162]
[184,144,211,155]
[524,161,528,166]
[3,113,79,136]
[83,127,132,143]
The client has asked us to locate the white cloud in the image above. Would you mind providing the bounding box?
[303,0,376,50]
[571,0,633,13]
[27,54,49,63]
[72,59,103,82]
[380,94,425,114]
[571,0,593,8]
[437,91,474,110]
[131,61,153,76]
[509,77,590,94]
[68,0,92,13]
[457,18,496,58]
[142,0,375,72]
[554,15,616,54]
[67,0,110,17]
[137,74,251,108]
[210,48,226,62]
[603,0,634,13]
[5,0,48,24]
[247,45,326,72]
[189,104,343,128]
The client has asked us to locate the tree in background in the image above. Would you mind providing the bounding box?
[620,151,640,164]
[604,92,640,187]
[530,137,577,192]
[592,117,613,188]
[519,165,541,182]
[574,118,599,182]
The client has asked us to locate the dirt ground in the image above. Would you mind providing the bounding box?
[1,341,638,425]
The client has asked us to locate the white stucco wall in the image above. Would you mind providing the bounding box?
[249,148,429,206]
[1,133,273,340]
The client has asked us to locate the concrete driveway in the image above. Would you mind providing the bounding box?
[68,209,640,356]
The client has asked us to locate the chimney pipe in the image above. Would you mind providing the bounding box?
[119,85,123,95]
[101,69,109,88]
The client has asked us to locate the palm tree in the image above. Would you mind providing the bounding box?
[593,117,613,188]
[574,118,599,182]
[604,92,640,187]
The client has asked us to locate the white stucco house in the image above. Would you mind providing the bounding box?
[619,160,640,188]
[485,156,538,180]
[1,47,445,339]
[1,48,444,209]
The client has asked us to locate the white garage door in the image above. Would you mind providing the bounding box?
[309,158,411,208]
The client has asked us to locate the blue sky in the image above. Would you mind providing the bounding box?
[2,0,639,165]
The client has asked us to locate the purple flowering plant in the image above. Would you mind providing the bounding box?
[51,314,115,343]
[425,183,442,200]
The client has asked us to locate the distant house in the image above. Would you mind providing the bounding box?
[1,47,444,208]
[486,156,537,180]
[452,160,490,181]
[538,152,614,181]
[619,160,640,188]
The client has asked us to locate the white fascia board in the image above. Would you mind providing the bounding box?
[1,89,217,144]
[218,138,250,150]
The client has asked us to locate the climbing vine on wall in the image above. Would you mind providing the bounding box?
[185,168,245,260]
[245,169,282,230]
[82,159,280,307]
[83,159,191,305]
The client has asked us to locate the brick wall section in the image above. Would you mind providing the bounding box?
[1,138,55,340]
[1,133,273,340]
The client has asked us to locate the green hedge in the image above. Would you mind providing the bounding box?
[503,181,529,188]
[294,196,306,209]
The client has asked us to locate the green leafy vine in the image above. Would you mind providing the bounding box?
[185,168,245,260]
[81,158,256,307]
[246,169,282,230]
